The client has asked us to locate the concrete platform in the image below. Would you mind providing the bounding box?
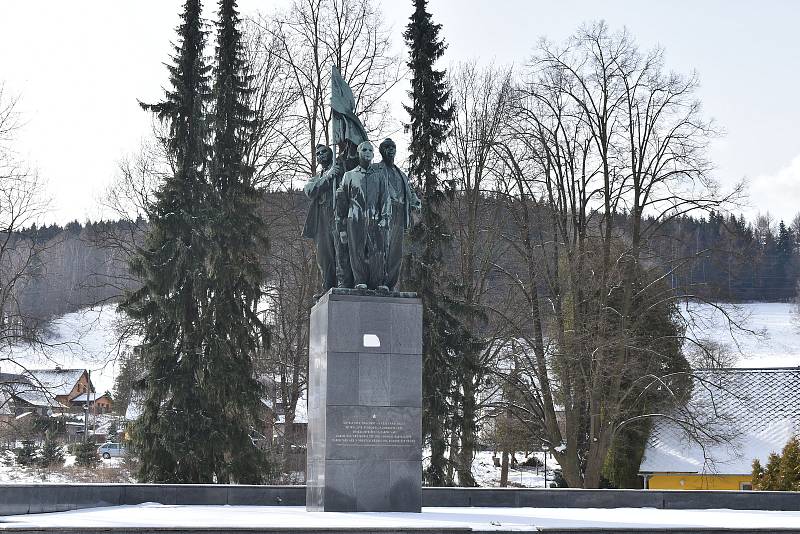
[1,504,800,533]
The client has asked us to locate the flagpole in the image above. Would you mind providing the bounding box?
[330,65,337,212]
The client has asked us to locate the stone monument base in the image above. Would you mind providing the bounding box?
[306,290,422,512]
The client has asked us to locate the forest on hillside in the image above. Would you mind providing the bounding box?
[7,205,800,327]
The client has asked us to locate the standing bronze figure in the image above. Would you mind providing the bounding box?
[303,144,348,297]
[373,138,421,290]
[335,141,391,291]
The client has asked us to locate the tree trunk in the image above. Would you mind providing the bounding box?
[583,424,614,488]
[500,449,509,487]
[456,367,478,486]
[426,414,448,486]
[446,428,458,485]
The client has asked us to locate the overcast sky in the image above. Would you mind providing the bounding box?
[1,0,798,224]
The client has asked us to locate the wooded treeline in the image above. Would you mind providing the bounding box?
[3,0,797,489]
[10,205,799,327]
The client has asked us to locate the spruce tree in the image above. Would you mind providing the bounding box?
[778,436,800,490]
[15,440,38,467]
[206,0,270,483]
[752,439,800,491]
[39,430,65,468]
[75,441,100,468]
[403,0,466,486]
[107,421,119,442]
[121,0,215,483]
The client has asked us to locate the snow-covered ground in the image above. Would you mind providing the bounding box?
[682,301,800,368]
[0,449,131,484]
[2,503,799,531]
[473,451,555,488]
[3,305,134,394]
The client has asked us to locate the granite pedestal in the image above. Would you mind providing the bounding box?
[306,289,422,512]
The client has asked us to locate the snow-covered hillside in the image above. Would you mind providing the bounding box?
[3,301,797,402]
[682,302,800,368]
[3,305,134,394]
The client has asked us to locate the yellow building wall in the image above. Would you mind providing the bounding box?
[648,474,752,490]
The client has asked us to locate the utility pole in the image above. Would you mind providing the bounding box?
[83,370,91,443]
[83,402,88,443]
[542,445,548,488]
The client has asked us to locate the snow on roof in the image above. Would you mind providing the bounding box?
[1,373,64,409]
[269,390,308,425]
[12,388,63,409]
[125,393,143,421]
[25,368,86,397]
[0,305,136,396]
[70,392,96,403]
[640,367,800,475]
[0,393,11,416]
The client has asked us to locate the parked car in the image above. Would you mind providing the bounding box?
[97,442,126,459]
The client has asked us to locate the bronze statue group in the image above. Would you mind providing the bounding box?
[302,138,420,298]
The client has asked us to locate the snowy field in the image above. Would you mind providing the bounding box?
[2,503,800,531]
[682,301,800,367]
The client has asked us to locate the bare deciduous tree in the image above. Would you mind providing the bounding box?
[444,63,515,486]
[488,22,743,488]
[0,85,49,351]
[0,84,58,428]
[251,0,402,179]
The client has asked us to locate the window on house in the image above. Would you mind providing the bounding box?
[740,482,753,491]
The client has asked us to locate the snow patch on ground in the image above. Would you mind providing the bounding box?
[0,448,133,484]
[473,451,556,488]
[2,504,800,531]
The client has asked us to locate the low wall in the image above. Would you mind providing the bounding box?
[424,487,800,510]
[0,485,303,516]
[1,485,800,516]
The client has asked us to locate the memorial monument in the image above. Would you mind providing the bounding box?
[304,67,422,512]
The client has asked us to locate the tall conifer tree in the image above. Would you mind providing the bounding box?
[403,0,466,486]
[206,0,270,483]
[122,0,216,483]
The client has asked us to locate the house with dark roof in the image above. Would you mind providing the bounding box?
[639,367,800,490]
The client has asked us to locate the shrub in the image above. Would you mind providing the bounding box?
[15,440,38,467]
[549,468,568,488]
[521,455,543,468]
[107,421,119,442]
[75,441,100,468]
[39,431,65,468]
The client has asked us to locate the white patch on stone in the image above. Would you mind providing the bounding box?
[363,334,381,347]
